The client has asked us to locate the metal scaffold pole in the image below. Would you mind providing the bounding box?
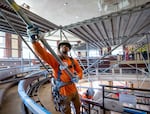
[6,0,74,78]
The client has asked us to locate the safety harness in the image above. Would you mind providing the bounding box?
[51,56,75,112]
[56,56,75,89]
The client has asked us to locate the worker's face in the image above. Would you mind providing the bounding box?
[59,44,70,54]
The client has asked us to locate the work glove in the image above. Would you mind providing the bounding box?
[27,25,39,42]
[56,80,65,90]
[71,76,79,83]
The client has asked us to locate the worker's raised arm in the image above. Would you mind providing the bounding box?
[27,25,58,69]
[33,42,59,68]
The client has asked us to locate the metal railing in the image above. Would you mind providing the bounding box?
[18,70,51,114]
[78,85,150,114]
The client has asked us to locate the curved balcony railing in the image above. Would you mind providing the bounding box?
[18,70,51,114]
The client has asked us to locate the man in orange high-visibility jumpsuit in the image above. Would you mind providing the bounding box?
[27,26,83,114]
[81,88,95,113]
[81,88,95,100]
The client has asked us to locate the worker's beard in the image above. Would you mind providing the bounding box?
[62,50,68,55]
[60,49,68,55]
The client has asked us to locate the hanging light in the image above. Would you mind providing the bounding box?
[97,0,103,11]
[21,3,30,10]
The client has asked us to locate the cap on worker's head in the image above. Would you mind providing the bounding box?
[58,40,72,50]
[87,88,95,96]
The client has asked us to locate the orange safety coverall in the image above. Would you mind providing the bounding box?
[32,41,83,96]
[82,93,93,99]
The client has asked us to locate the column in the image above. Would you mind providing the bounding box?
[18,36,22,58]
[5,33,11,57]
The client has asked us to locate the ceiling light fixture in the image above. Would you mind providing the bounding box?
[75,16,79,19]
[97,0,102,11]
[64,2,68,6]
[21,3,30,10]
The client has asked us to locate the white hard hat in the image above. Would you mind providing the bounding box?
[58,40,72,50]
[87,88,95,96]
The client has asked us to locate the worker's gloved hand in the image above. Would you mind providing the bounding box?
[71,76,79,83]
[27,25,39,42]
[56,80,64,90]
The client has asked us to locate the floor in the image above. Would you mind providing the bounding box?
[0,86,22,114]
[0,81,149,114]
